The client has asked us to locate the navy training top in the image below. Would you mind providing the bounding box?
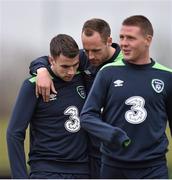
[7,69,89,178]
[81,59,172,168]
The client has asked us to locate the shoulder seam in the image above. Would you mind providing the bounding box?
[100,51,124,71]
[153,62,172,73]
[29,76,36,83]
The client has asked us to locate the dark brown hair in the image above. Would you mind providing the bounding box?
[122,15,154,36]
[50,34,79,58]
[82,18,111,43]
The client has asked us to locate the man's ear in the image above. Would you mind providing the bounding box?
[48,56,54,65]
[145,35,153,47]
[107,37,113,46]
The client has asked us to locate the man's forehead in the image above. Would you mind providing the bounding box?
[120,25,141,33]
[59,59,79,66]
[82,31,102,41]
[82,35,105,50]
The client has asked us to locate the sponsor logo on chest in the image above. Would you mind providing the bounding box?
[49,93,57,101]
[113,79,124,87]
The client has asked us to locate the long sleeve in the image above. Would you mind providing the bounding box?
[6,79,37,178]
[78,50,90,71]
[29,56,49,75]
[29,50,90,76]
[80,70,130,147]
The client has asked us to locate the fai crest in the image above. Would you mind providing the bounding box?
[151,79,164,93]
[76,86,86,99]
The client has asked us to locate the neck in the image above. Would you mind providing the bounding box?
[50,65,59,77]
[127,50,151,65]
[128,57,151,65]
[107,46,116,60]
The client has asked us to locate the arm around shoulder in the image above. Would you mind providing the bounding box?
[29,56,49,75]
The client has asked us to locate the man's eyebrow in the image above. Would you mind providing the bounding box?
[84,48,101,52]
[61,61,79,67]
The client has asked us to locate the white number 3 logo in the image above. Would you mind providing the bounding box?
[125,96,147,124]
[64,106,80,133]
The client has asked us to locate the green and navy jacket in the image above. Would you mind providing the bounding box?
[29,43,123,159]
[81,58,172,168]
[7,68,89,178]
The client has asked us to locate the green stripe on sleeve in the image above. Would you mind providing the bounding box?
[29,74,54,83]
[76,70,81,74]
[100,51,124,70]
[29,76,36,83]
[115,51,124,62]
[153,62,172,73]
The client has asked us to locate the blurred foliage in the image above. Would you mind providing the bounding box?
[0,117,172,178]
[0,117,29,178]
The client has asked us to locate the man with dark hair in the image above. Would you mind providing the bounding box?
[7,34,90,179]
[80,15,172,179]
[29,18,124,178]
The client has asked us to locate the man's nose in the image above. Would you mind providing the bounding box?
[88,51,95,60]
[68,67,75,75]
[120,38,128,47]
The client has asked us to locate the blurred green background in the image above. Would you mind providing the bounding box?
[0,117,29,178]
[1,117,172,178]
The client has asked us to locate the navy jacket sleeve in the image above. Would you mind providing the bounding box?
[6,79,38,178]
[78,49,90,71]
[29,56,49,75]
[80,69,130,147]
[29,50,90,75]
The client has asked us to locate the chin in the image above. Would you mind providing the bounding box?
[124,58,130,61]
[124,55,133,61]
[64,77,73,82]
[94,62,101,67]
